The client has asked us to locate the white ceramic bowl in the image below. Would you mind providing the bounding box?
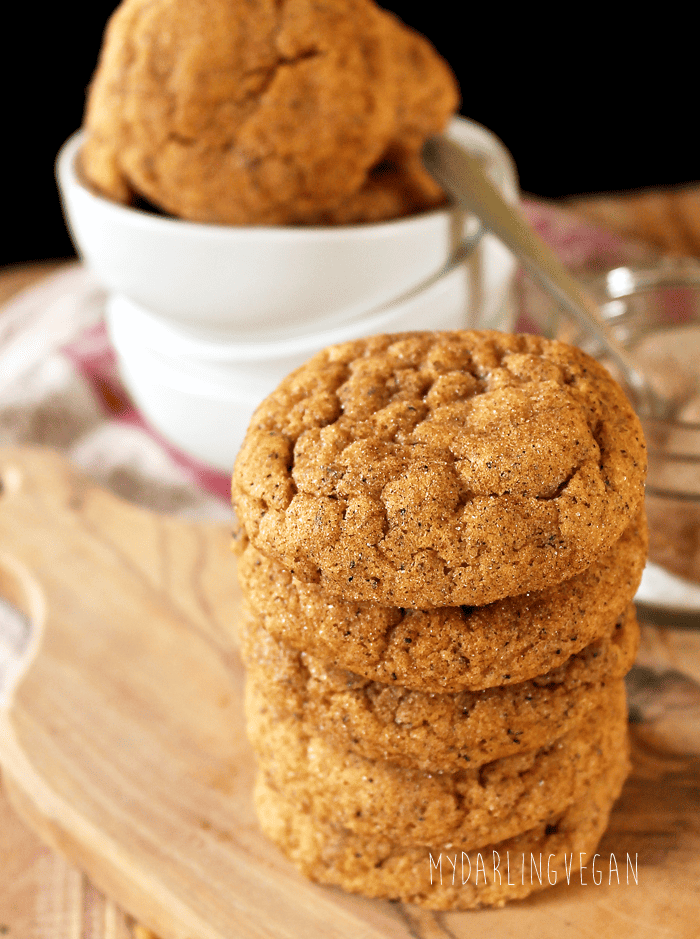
[57,117,517,339]
[106,239,518,471]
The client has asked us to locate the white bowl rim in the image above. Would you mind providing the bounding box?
[57,127,478,244]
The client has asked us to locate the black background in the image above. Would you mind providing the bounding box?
[2,4,693,267]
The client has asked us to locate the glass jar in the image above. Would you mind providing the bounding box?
[553,257,700,620]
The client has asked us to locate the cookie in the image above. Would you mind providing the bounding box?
[306,153,448,225]
[240,604,639,772]
[80,0,458,225]
[236,509,647,691]
[254,742,630,909]
[246,678,628,848]
[232,332,647,608]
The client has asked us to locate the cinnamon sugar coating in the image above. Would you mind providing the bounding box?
[233,331,647,608]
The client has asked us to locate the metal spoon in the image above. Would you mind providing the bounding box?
[423,134,670,417]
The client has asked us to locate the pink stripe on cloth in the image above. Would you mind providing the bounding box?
[521,197,654,273]
[61,320,233,501]
[61,321,136,419]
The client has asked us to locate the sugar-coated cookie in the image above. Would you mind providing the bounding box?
[236,510,647,691]
[233,332,647,608]
[241,604,638,772]
[80,0,457,224]
[254,738,630,909]
[246,678,627,849]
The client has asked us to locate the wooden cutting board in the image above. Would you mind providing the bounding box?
[0,445,698,939]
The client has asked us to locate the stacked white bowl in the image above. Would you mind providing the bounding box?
[57,117,519,472]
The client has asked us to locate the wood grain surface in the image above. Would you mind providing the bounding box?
[0,446,698,939]
[2,180,700,937]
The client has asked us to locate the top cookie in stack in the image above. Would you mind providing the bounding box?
[233,330,646,609]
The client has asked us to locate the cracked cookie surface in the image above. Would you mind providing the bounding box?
[80,0,457,224]
[236,509,647,690]
[246,678,627,849]
[232,332,647,608]
[241,604,639,772]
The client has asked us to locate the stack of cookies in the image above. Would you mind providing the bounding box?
[231,331,647,909]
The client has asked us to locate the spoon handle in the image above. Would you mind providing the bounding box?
[423,136,653,407]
